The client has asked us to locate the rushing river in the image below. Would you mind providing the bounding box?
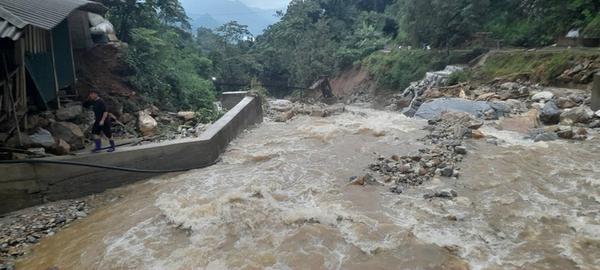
[17,106,600,269]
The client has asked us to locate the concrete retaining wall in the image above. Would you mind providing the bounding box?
[0,96,263,214]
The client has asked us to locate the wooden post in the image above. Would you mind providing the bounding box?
[16,39,27,129]
[49,30,61,108]
[592,73,600,112]
[2,55,22,146]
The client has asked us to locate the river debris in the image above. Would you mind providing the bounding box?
[266,99,346,122]
[0,199,93,270]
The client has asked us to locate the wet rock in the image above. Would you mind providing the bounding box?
[575,128,588,135]
[447,215,457,221]
[589,120,600,128]
[556,129,574,139]
[501,86,530,100]
[471,129,486,139]
[48,122,85,150]
[560,107,590,124]
[270,100,293,112]
[324,104,345,116]
[442,167,454,177]
[55,105,83,121]
[453,197,474,206]
[438,190,454,198]
[534,132,558,142]
[454,146,467,155]
[389,185,403,194]
[531,91,554,102]
[466,120,484,129]
[500,115,538,134]
[538,102,562,125]
[573,135,587,140]
[29,128,55,148]
[26,236,38,244]
[310,109,325,117]
[275,111,294,122]
[452,125,470,139]
[554,98,578,109]
[505,99,528,113]
[362,173,381,186]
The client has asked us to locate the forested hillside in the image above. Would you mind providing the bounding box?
[98,0,600,111]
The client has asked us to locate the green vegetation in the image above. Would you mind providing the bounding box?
[100,0,600,108]
[475,51,600,83]
[364,48,487,90]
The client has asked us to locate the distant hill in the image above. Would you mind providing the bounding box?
[194,13,221,31]
[181,0,284,36]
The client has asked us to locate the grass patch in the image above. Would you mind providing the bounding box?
[475,51,600,83]
[364,48,487,91]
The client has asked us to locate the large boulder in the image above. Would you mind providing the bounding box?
[560,107,590,124]
[49,138,71,155]
[531,91,554,102]
[505,99,528,113]
[500,115,538,134]
[29,128,55,148]
[48,122,85,150]
[415,98,492,120]
[270,100,293,112]
[55,105,83,121]
[5,134,34,149]
[138,110,157,136]
[177,111,196,121]
[538,102,561,125]
[554,97,578,109]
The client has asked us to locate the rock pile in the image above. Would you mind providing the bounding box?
[0,200,91,270]
[1,101,220,159]
[267,99,346,122]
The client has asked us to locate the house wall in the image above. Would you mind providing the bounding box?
[68,10,92,49]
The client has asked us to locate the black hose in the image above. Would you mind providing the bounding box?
[0,158,221,173]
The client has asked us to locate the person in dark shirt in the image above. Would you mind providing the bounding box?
[83,88,115,152]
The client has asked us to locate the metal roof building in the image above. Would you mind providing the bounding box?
[0,0,108,145]
[0,0,106,41]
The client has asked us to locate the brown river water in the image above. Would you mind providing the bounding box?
[16,106,600,269]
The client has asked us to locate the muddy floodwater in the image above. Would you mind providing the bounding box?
[16,106,600,269]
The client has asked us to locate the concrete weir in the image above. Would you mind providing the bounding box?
[0,94,263,214]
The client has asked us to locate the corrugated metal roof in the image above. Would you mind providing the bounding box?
[0,19,22,40]
[0,6,25,40]
[0,0,107,40]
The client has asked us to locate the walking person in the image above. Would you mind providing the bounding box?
[83,88,115,152]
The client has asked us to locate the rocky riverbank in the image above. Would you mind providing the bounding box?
[0,199,94,270]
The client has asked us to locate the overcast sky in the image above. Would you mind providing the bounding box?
[239,0,289,9]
